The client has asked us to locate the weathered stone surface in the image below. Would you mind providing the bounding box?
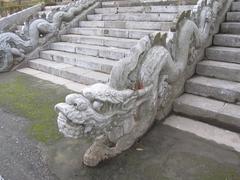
[164,115,240,152]
[101,0,195,8]
[226,12,240,22]
[0,3,43,31]
[40,50,116,73]
[196,60,240,82]
[174,94,240,132]
[231,2,240,11]
[213,34,240,47]
[50,42,130,60]
[95,5,194,14]
[79,20,173,30]
[185,76,240,103]
[87,13,177,22]
[206,46,240,63]
[61,34,138,49]
[0,0,97,72]
[174,94,225,120]
[221,22,240,34]
[70,27,159,39]
[29,59,109,84]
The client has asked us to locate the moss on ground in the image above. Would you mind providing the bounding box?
[0,72,72,143]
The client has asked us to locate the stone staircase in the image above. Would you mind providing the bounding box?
[18,0,194,92]
[165,0,240,151]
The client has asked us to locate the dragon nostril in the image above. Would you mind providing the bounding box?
[74,103,77,107]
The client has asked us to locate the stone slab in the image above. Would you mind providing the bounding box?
[79,20,174,31]
[70,27,159,39]
[101,0,195,8]
[28,59,109,85]
[50,42,130,60]
[95,5,194,14]
[174,94,225,120]
[206,46,240,64]
[231,2,240,11]
[41,50,116,74]
[61,34,137,49]
[196,60,240,83]
[87,13,177,22]
[173,94,240,132]
[226,12,240,22]
[221,22,240,34]
[213,34,240,48]
[185,76,240,103]
[164,115,240,152]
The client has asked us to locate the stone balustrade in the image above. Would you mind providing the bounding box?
[0,3,44,32]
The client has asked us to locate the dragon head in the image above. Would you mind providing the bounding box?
[55,83,145,139]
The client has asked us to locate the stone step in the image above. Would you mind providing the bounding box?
[226,12,240,22]
[173,94,240,132]
[213,34,240,48]
[206,46,240,64]
[87,13,177,22]
[40,50,116,74]
[28,59,109,85]
[18,68,87,93]
[61,34,138,49]
[185,76,240,103]
[101,0,194,8]
[95,5,194,14]
[221,22,240,34]
[231,2,240,11]
[79,20,174,31]
[164,115,240,153]
[70,27,159,39]
[196,60,240,83]
[50,42,130,60]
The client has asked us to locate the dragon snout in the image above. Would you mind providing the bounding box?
[55,103,72,115]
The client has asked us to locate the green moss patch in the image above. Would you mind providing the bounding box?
[0,72,72,143]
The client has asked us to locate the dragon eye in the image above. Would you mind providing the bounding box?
[73,103,78,107]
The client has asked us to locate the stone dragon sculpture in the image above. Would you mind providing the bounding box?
[0,19,55,72]
[55,0,231,167]
[0,0,95,72]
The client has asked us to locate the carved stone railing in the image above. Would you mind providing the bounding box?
[0,3,44,32]
[0,0,98,72]
[55,0,233,167]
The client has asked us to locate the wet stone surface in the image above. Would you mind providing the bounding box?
[0,71,240,180]
[47,124,240,180]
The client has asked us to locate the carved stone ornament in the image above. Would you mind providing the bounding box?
[55,0,232,167]
[0,0,96,72]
